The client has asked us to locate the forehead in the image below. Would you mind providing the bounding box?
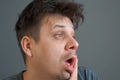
[41,14,74,30]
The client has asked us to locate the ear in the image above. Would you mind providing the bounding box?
[21,36,32,57]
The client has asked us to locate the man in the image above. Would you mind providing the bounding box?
[3,0,98,80]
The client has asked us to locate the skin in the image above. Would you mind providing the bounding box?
[21,14,79,80]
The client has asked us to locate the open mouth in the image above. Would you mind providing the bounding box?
[66,58,74,66]
[64,56,76,73]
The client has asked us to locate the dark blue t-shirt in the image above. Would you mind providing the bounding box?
[3,66,98,80]
[78,67,98,80]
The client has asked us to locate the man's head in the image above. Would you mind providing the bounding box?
[15,0,84,79]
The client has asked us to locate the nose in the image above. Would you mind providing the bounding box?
[65,37,79,51]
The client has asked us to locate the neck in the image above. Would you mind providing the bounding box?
[23,68,57,80]
[23,62,57,80]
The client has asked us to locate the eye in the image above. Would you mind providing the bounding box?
[54,32,64,39]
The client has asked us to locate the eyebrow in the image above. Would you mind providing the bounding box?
[53,25,65,29]
[52,24,75,34]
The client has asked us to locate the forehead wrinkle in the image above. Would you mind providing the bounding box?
[41,14,74,32]
[42,14,64,26]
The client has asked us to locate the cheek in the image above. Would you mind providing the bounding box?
[34,36,66,64]
[43,42,65,63]
[34,43,64,73]
[44,44,63,60]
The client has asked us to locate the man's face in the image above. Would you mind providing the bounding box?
[31,15,79,80]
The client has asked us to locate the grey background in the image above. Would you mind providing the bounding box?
[0,0,120,80]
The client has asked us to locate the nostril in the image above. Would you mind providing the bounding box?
[70,46,75,50]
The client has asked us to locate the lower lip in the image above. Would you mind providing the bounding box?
[64,62,74,74]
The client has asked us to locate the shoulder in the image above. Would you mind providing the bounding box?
[2,71,23,80]
[78,66,98,80]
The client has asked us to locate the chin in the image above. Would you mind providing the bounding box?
[53,68,70,80]
[58,70,70,80]
[63,71,70,80]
